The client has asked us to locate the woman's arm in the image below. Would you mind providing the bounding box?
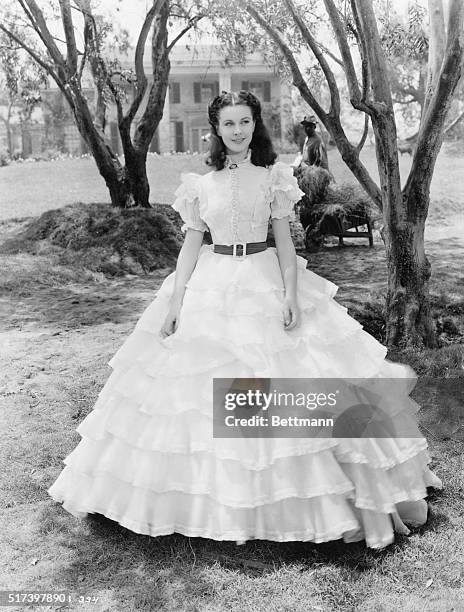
[170,228,205,305]
[160,228,205,338]
[272,217,300,330]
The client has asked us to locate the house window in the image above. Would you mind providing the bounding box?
[170,82,181,104]
[241,80,271,102]
[191,127,211,153]
[170,121,184,152]
[193,81,219,103]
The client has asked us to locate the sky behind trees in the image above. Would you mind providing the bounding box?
[99,0,428,45]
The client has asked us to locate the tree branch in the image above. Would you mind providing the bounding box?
[405,0,464,199]
[124,0,167,127]
[350,0,370,107]
[21,0,66,74]
[72,0,118,131]
[353,0,394,113]
[323,0,369,114]
[352,0,401,213]
[132,0,170,152]
[314,40,343,68]
[58,0,78,74]
[244,2,328,123]
[167,15,203,53]
[0,22,58,84]
[77,36,87,83]
[355,113,369,153]
[243,0,381,210]
[283,0,340,116]
[423,0,446,118]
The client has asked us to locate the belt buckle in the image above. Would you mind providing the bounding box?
[232,242,247,258]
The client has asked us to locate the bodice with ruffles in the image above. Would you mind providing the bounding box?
[171,152,304,245]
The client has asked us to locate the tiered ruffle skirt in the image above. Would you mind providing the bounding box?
[48,246,442,549]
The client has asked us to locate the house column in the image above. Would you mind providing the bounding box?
[158,85,171,153]
[219,69,232,93]
[279,80,294,142]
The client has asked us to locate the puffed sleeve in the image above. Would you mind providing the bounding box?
[171,173,208,233]
[269,161,305,221]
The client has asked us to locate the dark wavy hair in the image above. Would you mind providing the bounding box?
[205,90,277,170]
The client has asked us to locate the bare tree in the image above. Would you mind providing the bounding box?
[0,0,204,207]
[212,0,463,348]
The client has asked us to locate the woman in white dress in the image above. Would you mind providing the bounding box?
[48,91,442,549]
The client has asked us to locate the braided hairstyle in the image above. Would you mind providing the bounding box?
[206,90,277,170]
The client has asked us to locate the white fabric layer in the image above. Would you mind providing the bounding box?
[48,245,442,549]
[171,158,304,240]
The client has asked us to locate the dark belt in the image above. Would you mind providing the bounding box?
[213,241,268,258]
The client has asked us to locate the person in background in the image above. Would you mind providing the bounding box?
[300,115,329,170]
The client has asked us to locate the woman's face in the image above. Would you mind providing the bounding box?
[216,104,255,156]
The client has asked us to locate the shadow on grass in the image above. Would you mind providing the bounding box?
[36,493,449,612]
[1,276,166,331]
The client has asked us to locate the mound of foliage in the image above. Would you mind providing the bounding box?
[0,202,191,276]
[295,165,381,249]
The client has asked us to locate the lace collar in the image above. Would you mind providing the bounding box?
[224,148,252,168]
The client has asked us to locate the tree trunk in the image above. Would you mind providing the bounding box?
[389,0,463,347]
[78,130,133,207]
[125,148,151,208]
[6,100,14,157]
[5,119,13,158]
[95,149,151,208]
[370,109,434,349]
[422,0,446,120]
[354,0,438,349]
[67,85,152,208]
[382,154,437,349]
[384,208,437,348]
[104,173,133,208]
[1,0,180,210]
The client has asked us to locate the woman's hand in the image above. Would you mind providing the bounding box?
[282,295,300,331]
[159,297,183,339]
[159,229,205,340]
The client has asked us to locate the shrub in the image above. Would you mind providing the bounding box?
[0,150,10,167]
[296,165,332,206]
[32,148,62,162]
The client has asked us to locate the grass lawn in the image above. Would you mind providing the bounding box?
[0,146,463,611]
[0,153,208,220]
[1,144,463,223]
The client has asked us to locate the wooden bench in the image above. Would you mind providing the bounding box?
[297,198,374,251]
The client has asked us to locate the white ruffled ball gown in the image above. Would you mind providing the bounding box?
[47,155,442,549]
